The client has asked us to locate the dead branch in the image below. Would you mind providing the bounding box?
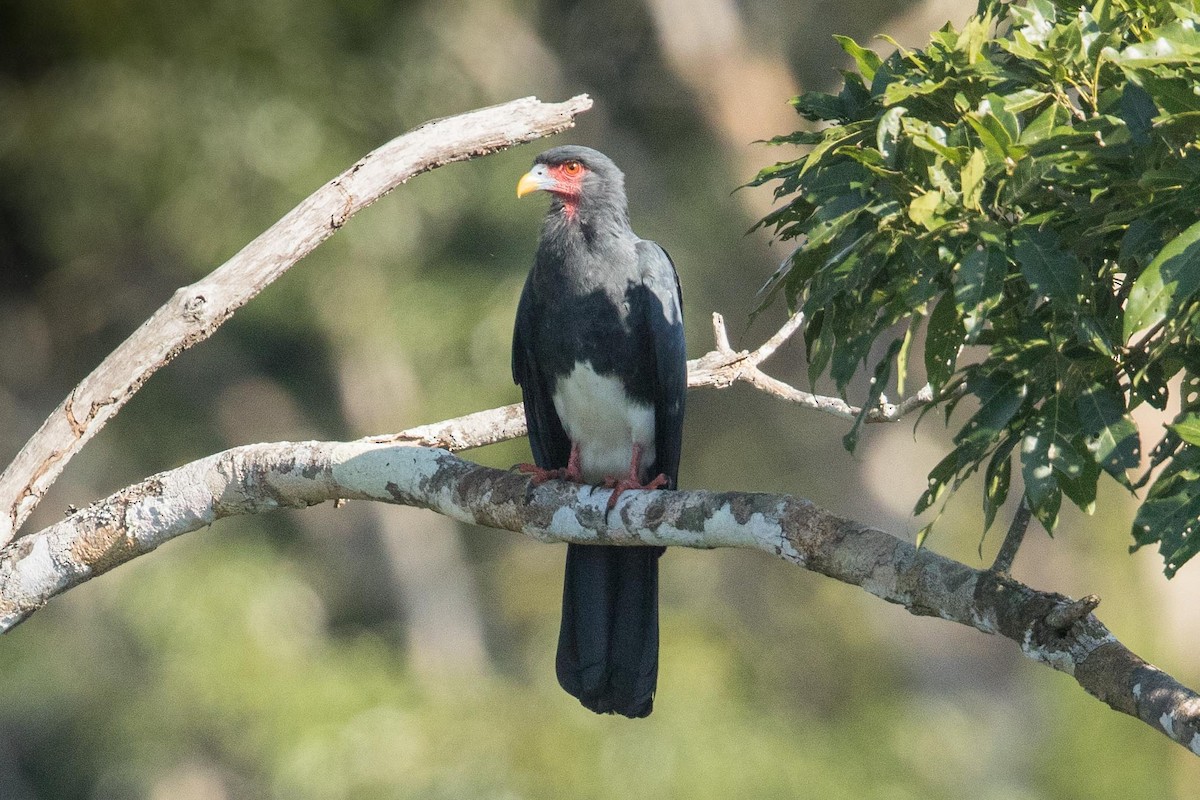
[0,94,593,547]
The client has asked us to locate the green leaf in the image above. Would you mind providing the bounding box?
[1059,437,1101,513]
[1022,396,1089,531]
[916,449,960,515]
[844,338,903,453]
[908,190,943,229]
[1124,219,1200,341]
[1077,384,1140,485]
[1010,0,1056,46]
[877,106,906,166]
[954,245,1005,343]
[1132,450,1200,577]
[983,436,1018,532]
[835,35,882,83]
[1013,228,1082,303]
[924,293,963,392]
[1170,413,1200,446]
[956,370,1028,457]
[960,148,987,210]
[896,315,919,397]
[792,91,846,122]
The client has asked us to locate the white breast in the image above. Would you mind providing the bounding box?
[552,361,656,483]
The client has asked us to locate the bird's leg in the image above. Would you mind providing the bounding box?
[516,442,585,485]
[602,443,669,511]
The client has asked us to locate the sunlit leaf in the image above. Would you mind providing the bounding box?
[1170,413,1200,446]
[1124,218,1200,341]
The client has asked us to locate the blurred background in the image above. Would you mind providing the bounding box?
[2,0,1199,797]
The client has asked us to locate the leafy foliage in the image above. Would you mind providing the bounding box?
[753,0,1200,573]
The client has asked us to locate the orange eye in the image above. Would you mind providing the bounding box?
[562,161,583,176]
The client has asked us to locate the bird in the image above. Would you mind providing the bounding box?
[511,145,686,718]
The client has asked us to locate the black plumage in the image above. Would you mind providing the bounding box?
[512,145,686,718]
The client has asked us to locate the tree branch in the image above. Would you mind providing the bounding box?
[0,94,593,547]
[677,311,935,421]
[1,441,1197,756]
[367,311,937,454]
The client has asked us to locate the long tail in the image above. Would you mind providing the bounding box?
[556,543,664,718]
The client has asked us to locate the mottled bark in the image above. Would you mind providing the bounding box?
[1,441,1196,756]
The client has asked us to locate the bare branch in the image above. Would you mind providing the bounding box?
[369,403,529,452]
[2,441,1197,756]
[0,94,593,547]
[687,312,935,422]
[358,310,938,459]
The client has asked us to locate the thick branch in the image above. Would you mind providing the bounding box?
[0,94,593,547]
[1,442,1197,757]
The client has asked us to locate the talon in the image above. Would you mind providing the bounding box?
[516,443,586,486]
[604,472,669,512]
[516,463,566,486]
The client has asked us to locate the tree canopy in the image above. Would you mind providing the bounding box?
[753,0,1200,574]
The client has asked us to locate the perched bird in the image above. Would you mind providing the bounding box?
[512,145,686,718]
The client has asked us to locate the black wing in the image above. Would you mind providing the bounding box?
[635,240,686,488]
[512,275,571,470]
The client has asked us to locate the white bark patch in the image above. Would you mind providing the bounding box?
[1160,712,1175,735]
[970,606,999,635]
[693,500,807,563]
[549,506,590,540]
[1190,733,1200,756]
[1133,683,1142,699]
[1020,625,1117,676]
[0,536,64,629]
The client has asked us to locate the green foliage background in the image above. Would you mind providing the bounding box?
[1,0,1198,797]
[753,0,1200,574]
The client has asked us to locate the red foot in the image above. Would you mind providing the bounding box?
[602,442,669,511]
[603,471,668,511]
[516,442,584,485]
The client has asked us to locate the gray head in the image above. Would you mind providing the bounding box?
[516,145,629,221]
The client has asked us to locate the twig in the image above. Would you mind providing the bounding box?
[992,498,1032,576]
[1045,594,1101,631]
[365,311,938,456]
[686,311,932,422]
[0,94,594,547]
[1,442,1197,757]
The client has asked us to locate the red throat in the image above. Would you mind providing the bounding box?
[549,164,585,219]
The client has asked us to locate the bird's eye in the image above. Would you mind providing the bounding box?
[562,161,583,176]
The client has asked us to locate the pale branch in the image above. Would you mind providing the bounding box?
[687,312,935,421]
[1,442,1197,756]
[0,94,593,548]
[368,311,937,454]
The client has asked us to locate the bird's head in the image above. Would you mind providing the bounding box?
[517,146,626,220]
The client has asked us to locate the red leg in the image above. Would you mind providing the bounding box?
[603,443,669,511]
[517,442,585,485]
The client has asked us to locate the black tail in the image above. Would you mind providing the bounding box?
[556,543,664,718]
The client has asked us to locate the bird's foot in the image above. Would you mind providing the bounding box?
[514,461,585,486]
[602,472,669,512]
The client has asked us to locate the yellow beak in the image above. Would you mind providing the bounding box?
[516,170,543,198]
[517,165,554,198]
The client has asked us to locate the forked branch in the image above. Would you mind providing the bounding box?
[374,310,936,453]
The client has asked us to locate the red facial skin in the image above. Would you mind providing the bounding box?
[547,162,587,218]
